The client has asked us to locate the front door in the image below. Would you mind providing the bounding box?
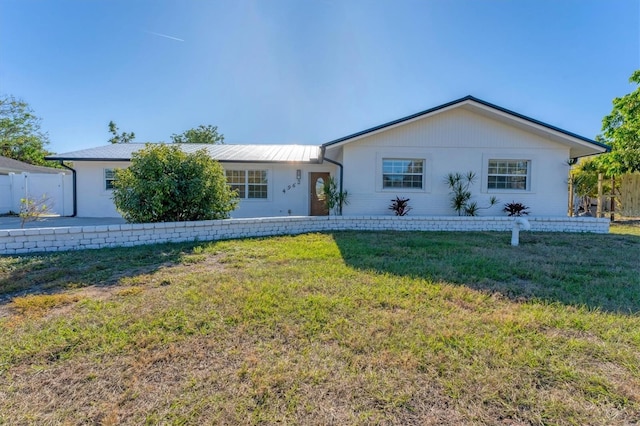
[309,172,330,216]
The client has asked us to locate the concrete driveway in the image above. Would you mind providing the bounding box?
[0,216,126,230]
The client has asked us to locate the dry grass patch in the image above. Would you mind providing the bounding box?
[610,219,640,236]
[11,293,81,316]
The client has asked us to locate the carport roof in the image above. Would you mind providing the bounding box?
[46,143,322,164]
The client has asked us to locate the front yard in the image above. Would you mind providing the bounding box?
[0,225,639,424]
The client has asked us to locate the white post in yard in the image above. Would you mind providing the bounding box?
[511,217,531,246]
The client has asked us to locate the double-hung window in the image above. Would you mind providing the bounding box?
[226,170,269,199]
[382,159,424,189]
[104,168,117,190]
[487,160,529,190]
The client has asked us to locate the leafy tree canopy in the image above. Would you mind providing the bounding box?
[0,94,52,165]
[571,158,611,198]
[596,70,640,176]
[108,120,135,144]
[112,144,238,223]
[171,125,224,144]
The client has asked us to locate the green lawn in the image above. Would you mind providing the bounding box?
[0,225,639,424]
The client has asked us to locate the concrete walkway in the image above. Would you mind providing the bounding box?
[0,216,126,230]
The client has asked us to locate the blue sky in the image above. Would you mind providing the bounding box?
[1,0,638,154]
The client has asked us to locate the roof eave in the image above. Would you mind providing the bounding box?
[217,159,321,164]
[45,157,133,162]
[322,95,608,154]
[44,157,322,164]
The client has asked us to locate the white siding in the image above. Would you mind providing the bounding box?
[74,162,124,217]
[73,161,336,218]
[332,108,571,217]
[224,162,336,218]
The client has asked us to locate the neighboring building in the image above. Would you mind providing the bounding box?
[0,156,70,175]
[46,96,609,218]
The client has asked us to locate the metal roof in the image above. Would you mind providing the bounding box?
[46,144,322,163]
[0,156,70,174]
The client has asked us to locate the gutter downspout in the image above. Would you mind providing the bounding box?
[320,146,344,215]
[59,161,77,217]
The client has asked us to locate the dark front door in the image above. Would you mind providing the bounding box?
[309,172,330,216]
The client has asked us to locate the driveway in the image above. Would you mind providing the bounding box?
[0,216,126,230]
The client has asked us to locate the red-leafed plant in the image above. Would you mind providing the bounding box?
[389,197,412,216]
[503,201,530,217]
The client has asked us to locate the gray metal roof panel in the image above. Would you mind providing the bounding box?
[46,144,322,163]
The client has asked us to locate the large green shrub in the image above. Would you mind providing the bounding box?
[112,144,238,223]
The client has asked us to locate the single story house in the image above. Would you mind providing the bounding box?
[46,96,609,218]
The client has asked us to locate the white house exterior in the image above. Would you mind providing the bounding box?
[46,96,609,219]
[48,144,337,218]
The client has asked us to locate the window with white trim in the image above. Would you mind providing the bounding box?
[487,160,529,190]
[382,159,423,189]
[226,170,268,199]
[105,168,116,190]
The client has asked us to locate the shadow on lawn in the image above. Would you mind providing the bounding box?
[0,242,196,304]
[330,230,640,315]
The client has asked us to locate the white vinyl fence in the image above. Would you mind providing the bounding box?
[0,172,73,216]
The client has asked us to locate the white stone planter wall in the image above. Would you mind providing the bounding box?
[0,216,610,255]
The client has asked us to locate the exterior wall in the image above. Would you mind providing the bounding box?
[224,162,336,218]
[72,161,336,218]
[0,216,610,255]
[330,108,571,217]
[74,161,124,217]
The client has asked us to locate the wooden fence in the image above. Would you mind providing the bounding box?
[620,173,640,217]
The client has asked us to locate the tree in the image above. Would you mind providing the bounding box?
[596,70,640,176]
[112,144,238,223]
[0,94,52,165]
[171,125,225,144]
[108,121,135,144]
[570,158,611,214]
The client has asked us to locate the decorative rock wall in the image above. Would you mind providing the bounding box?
[0,216,610,255]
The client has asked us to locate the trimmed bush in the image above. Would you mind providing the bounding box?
[112,144,238,223]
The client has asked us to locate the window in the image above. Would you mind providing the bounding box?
[487,160,529,190]
[382,159,423,189]
[105,168,116,190]
[226,170,268,199]
[226,170,246,198]
[248,170,268,198]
